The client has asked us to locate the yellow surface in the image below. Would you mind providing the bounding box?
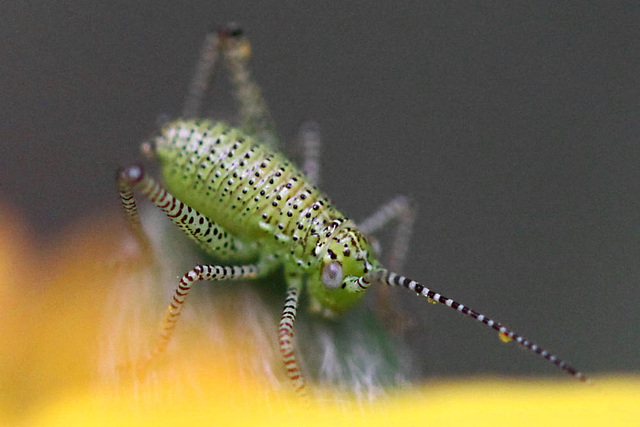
[29,377,640,427]
[1,206,638,426]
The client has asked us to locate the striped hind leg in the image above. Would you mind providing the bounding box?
[181,23,279,149]
[117,164,272,374]
[219,24,279,149]
[181,30,222,119]
[297,121,322,186]
[117,164,259,262]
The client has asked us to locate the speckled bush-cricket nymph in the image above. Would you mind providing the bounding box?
[116,24,588,400]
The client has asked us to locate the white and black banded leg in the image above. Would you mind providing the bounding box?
[117,167,154,259]
[350,269,589,382]
[278,269,309,402]
[150,263,260,361]
[117,164,259,262]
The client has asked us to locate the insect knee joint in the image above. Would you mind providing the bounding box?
[117,164,145,185]
[217,22,243,39]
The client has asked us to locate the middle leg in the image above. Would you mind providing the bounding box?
[358,195,416,329]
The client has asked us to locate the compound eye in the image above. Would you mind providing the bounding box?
[321,261,343,289]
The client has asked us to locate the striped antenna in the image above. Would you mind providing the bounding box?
[353,269,588,382]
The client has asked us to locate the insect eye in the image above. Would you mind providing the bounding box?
[321,261,343,289]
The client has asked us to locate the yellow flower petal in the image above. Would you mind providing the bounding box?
[1,205,638,426]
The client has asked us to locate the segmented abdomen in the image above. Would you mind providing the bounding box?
[154,119,344,266]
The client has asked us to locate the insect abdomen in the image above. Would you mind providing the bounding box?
[154,119,344,263]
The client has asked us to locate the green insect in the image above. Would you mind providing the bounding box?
[117,24,588,399]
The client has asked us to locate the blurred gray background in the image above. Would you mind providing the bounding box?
[1,2,638,378]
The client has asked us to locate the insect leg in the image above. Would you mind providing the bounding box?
[117,164,259,262]
[181,23,279,150]
[117,164,279,374]
[278,269,309,400]
[358,194,415,271]
[297,121,322,186]
[182,31,222,118]
[218,24,280,150]
[117,165,154,259]
[358,195,416,328]
[151,263,261,361]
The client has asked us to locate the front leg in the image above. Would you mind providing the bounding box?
[151,263,260,362]
[278,267,309,402]
[116,164,270,375]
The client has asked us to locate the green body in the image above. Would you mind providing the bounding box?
[154,119,378,314]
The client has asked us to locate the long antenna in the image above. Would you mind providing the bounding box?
[350,269,588,382]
